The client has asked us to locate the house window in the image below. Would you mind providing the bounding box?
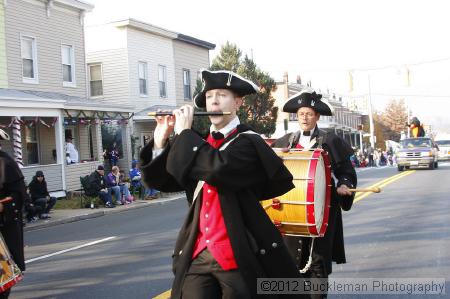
[25,125,39,165]
[158,65,167,98]
[89,64,103,97]
[61,45,76,86]
[21,36,38,83]
[138,62,148,96]
[183,69,191,100]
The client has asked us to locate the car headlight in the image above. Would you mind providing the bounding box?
[397,152,407,157]
[421,151,432,157]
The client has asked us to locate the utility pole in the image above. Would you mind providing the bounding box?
[368,75,375,148]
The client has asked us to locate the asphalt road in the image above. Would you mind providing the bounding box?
[11,163,450,298]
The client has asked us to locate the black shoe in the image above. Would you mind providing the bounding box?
[105,202,116,208]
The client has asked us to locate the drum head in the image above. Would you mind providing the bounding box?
[313,154,326,233]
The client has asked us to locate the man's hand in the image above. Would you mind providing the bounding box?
[337,184,353,196]
[173,105,194,135]
[154,110,175,149]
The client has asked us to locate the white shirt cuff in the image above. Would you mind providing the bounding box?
[152,147,165,158]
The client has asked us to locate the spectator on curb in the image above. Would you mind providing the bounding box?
[86,165,115,208]
[27,171,56,219]
[106,166,133,205]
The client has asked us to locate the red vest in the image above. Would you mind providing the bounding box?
[192,131,238,270]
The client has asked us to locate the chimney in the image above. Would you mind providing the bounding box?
[296,75,302,85]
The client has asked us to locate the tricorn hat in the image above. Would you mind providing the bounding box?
[0,128,10,141]
[283,89,334,116]
[194,69,259,108]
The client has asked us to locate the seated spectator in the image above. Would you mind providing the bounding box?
[86,165,115,208]
[28,171,57,219]
[106,166,133,205]
[129,160,143,197]
[144,187,159,200]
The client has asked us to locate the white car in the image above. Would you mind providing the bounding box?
[435,139,450,161]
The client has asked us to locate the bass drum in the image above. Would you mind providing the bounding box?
[262,148,331,237]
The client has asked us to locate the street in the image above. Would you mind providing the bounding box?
[12,163,450,299]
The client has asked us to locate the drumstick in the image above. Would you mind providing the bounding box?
[0,197,12,204]
[348,187,381,193]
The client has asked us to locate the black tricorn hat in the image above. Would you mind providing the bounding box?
[283,89,334,116]
[194,69,259,108]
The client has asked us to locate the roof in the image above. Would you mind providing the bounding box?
[17,90,134,112]
[112,19,178,39]
[110,18,215,50]
[55,0,94,12]
[176,34,216,50]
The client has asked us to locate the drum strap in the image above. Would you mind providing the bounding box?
[299,238,315,274]
[192,130,260,203]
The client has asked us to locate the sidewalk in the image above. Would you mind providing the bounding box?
[24,193,186,232]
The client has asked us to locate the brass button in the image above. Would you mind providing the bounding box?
[272,242,278,248]
[260,249,266,255]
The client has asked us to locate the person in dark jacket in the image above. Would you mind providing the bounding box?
[0,129,26,298]
[28,171,56,219]
[140,70,305,299]
[271,89,357,299]
[86,165,115,208]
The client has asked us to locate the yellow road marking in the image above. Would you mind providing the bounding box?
[152,290,171,299]
[354,170,416,203]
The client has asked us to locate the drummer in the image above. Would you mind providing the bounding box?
[271,89,357,299]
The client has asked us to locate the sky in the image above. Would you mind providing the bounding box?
[84,0,450,133]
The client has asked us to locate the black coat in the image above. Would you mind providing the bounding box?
[0,150,27,271]
[140,125,306,299]
[28,177,50,201]
[271,127,357,275]
[86,171,106,197]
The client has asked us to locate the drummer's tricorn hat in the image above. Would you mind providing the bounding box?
[283,89,334,116]
[0,128,10,141]
[194,69,260,108]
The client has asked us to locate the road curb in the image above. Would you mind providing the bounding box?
[24,195,185,232]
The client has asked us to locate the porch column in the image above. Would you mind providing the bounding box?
[12,117,24,168]
[121,121,132,170]
[55,113,66,190]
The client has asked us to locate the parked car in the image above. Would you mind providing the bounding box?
[396,137,438,171]
[435,139,450,161]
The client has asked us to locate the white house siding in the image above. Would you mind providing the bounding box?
[127,27,176,112]
[22,164,63,191]
[0,2,8,88]
[5,0,87,97]
[86,48,130,105]
[172,40,209,106]
[64,161,101,191]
